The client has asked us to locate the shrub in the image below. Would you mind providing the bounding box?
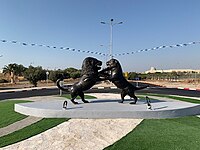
[24,66,46,87]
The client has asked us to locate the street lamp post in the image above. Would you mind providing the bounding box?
[101,19,123,59]
[46,71,49,86]
[100,44,109,67]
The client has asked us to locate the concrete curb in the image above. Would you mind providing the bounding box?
[150,84,200,91]
[0,86,118,93]
[177,87,200,91]
[0,87,51,93]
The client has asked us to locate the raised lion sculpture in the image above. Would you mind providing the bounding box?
[57,57,107,108]
[102,59,148,104]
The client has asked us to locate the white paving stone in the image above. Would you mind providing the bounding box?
[1,119,142,150]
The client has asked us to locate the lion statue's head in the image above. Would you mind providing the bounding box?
[81,57,102,75]
[106,59,121,69]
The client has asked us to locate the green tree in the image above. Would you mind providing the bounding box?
[64,67,78,74]
[16,64,27,76]
[171,71,178,77]
[128,72,138,80]
[3,63,18,83]
[49,70,70,83]
[138,73,147,80]
[3,64,27,83]
[70,71,81,79]
[64,67,81,79]
[24,66,46,87]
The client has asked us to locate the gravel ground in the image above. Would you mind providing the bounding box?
[142,80,200,89]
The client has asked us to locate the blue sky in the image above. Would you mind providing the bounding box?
[0,0,200,72]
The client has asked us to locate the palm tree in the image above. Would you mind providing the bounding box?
[3,63,18,83]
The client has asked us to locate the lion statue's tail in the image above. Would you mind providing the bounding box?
[135,85,149,91]
[56,78,69,92]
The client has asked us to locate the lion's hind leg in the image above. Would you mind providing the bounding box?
[119,90,127,103]
[79,91,89,103]
[129,92,138,104]
[70,92,79,104]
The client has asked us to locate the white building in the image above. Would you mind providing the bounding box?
[145,67,200,74]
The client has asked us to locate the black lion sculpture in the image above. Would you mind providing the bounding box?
[102,59,148,104]
[57,57,106,107]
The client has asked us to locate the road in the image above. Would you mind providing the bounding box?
[0,83,200,100]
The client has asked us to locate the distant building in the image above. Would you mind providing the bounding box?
[0,69,3,73]
[145,67,200,74]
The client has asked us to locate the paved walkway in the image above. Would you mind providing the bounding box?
[0,94,143,150]
[0,116,42,137]
[1,119,142,150]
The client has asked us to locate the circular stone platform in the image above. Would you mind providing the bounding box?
[15,98,200,119]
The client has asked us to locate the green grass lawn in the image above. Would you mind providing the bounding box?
[105,116,200,150]
[0,118,67,148]
[105,95,200,150]
[0,100,68,148]
[0,100,31,128]
[145,93,200,104]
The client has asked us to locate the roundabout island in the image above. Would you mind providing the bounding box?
[15,96,200,119]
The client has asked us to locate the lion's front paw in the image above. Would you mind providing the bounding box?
[130,101,136,104]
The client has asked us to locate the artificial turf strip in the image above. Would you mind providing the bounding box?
[0,118,68,148]
[62,94,96,99]
[0,100,31,128]
[146,93,200,104]
[167,95,200,104]
[104,116,200,150]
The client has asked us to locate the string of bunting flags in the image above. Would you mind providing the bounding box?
[0,39,107,56]
[113,41,200,56]
[1,39,200,57]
